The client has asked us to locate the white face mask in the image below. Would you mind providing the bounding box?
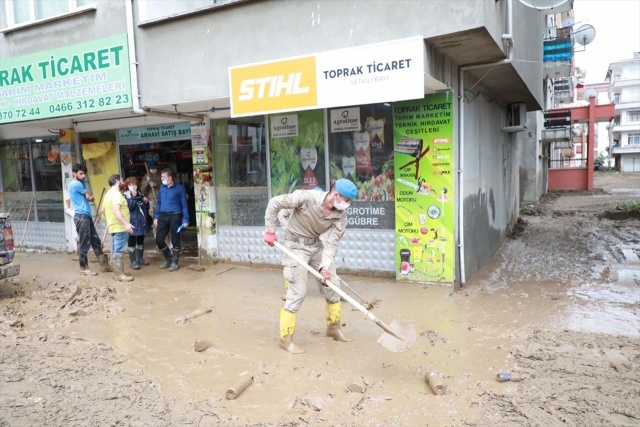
[128,185,137,192]
[334,199,350,211]
[150,169,157,174]
[161,179,168,186]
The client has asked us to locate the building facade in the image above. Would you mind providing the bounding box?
[1,0,546,284]
[608,52,640,173]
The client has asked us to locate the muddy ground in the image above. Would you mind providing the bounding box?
[1,172,639,426]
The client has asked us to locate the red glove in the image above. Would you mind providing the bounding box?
[263,232,278,247]
[321,268,331,284]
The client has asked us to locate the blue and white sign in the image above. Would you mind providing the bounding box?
[118,122,191,142]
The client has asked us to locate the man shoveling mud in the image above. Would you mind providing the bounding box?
[263,179,357,354]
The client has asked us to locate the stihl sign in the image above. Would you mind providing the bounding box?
[238,72,310,101]
[229,37,425,117]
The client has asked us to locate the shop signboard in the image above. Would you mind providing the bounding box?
[229,37,424,117]
[393,93,454,283]
[118,122,191,142]
[330,107,361,132]
[0,34,132,124]
[270,114,299,138]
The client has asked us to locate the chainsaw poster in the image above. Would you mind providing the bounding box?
[393,93,454,283]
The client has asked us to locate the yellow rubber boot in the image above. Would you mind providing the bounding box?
[326,302,351,342]
[279,309,304,354]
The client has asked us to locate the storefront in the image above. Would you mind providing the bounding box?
[221,37,455,282]
[1,33,454,282]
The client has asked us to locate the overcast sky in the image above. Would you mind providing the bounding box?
[573,0,640,84]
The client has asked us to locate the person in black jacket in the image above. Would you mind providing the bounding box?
[123,176,150,269]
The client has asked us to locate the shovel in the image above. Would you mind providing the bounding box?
[334,275,379,310]
[273,241,416,353]
[188,209,205,272]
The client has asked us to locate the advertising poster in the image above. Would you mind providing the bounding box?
[269,109,325,196]
[328,103,395,229]
[393,93,454,283]
[191,121,217,254]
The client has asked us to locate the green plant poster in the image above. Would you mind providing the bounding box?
[327,103,395,230]
[269,109,325,196]
[393,93,454,283]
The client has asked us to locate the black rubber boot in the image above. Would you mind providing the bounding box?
[136,245,149,266]
[169,249,181,272]
[160,247,172,269]
[129,248,140,270]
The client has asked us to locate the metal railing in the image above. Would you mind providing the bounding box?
[549,158,587,169]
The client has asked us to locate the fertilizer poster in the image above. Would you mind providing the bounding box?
[191,121,217,257]
[328,103,395,229]
[269,109,325,196]
[393,93,454,283]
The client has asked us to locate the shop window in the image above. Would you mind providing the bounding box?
[1,0,94,29]
[327,103,395,230]
[269,109,326,196]
[213,117,268,226]
[0,137,63,222]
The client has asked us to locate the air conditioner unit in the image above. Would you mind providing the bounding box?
[502,103,527,132]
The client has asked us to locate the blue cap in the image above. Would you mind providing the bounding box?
[335,179,357,199]
[148,160,157,167]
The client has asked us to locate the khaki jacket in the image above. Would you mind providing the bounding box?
[265,190,347,270]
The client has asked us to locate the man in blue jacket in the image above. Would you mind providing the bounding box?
[154,169,189,271]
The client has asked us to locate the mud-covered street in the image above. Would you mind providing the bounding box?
[1,172,639,426]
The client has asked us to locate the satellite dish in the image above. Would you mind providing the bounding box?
[569,76,578,88]
[518,0,569,10]
[574,24,596,46]
[584,88,598,100]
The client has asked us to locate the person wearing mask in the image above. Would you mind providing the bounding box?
[154,169,189,271]
[263,179,357,354]
[123,177,150,270]
[104,174,135,282]
[141,160,161,231]
[68,163,111,275]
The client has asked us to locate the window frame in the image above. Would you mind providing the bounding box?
[626,110,640,123]
[137,0,249,27]
[1,0,96,33]
[628,133,640,146]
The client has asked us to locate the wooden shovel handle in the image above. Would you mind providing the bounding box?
[273,241,405,341]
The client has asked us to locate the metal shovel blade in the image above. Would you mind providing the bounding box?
[377,318,417,353]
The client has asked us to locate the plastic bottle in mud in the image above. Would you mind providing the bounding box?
[496,372,523,382]
[426,371,447,395]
